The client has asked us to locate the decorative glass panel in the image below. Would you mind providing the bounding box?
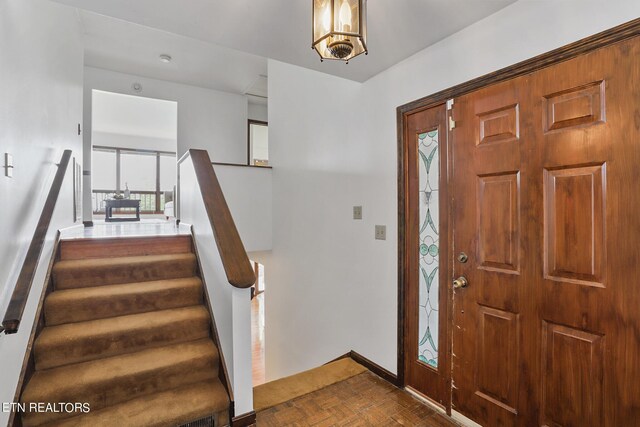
[417,130,439,369]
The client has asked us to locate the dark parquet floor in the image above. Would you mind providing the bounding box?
[256,371,459,426]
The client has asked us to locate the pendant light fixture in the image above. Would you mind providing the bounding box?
[312,0,367,63]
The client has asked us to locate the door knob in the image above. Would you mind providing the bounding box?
[453,276,468,289]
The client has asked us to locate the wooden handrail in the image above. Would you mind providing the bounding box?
[2,150,72,334]
[211,161,272,169]
[184,149,256,288]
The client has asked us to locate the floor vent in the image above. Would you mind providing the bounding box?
[179,415,215,427]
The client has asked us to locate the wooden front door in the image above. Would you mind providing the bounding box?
[403,104,451,410]
[451,37,640,426]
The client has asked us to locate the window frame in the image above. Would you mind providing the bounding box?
[92,145,176,214]
[247,119,269,166]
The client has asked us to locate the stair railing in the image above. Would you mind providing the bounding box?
[178,148,257,418]
[177,149,255,288]
[2,149,72,334]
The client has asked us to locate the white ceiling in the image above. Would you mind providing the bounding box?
[53,0,516,91]
[79,11,268,95]
[92,90,177,139]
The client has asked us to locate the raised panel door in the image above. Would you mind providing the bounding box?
[451,37,640,426]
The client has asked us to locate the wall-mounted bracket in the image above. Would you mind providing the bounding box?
[5,153,14,178]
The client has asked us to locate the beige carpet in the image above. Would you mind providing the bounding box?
[20,236,230,426]
[253,357,368,412]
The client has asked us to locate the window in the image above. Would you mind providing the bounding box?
[248,120,269,166]
[92,146,176,214]
[92,149,117,190]
[159,153,176,192]
[121,151,156,191]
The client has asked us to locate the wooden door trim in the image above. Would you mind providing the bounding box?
[397,18,640,117]
[399,104,453,411]
[396,16,640,390]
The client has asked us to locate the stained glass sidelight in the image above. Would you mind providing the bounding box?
[417,130,439,369]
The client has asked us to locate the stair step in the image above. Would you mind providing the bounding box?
[34,306,210,370]
[21,339,219,426]
[59,236,193,260]
[47,379,230,427]
[52,253,197,289]
[45,277,203,325]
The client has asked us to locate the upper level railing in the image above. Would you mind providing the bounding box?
[92,189,170,214]
[178,149,255,288]
[2,150,72,334]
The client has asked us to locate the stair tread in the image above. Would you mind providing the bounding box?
[53,253,196,272]
[37,305,208,346]
[59,235,192,261]
[52,253,198,290]
[45,277,203,325]
[23,339,218,403]
[22,340,220,426]
[47,379,229,427]
[47,277,202,302]
[35,306,210,369]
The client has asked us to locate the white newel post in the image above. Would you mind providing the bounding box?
[231,287,253,415]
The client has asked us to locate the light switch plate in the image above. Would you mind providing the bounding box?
[353,206,362,220]
[375,225,386,240]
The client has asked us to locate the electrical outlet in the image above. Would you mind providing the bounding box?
[353,205,362,220]
[375,225,386,240]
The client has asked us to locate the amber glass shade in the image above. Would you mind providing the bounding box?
[312,0,367,62]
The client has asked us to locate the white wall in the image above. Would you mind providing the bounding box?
[91,89,177,153]
[92,131,176,153]
[267,62,364,379]
[84,67,247,161]
[83,67,249,220]
[215,165,272,252]
[0,0,83,422]
[267,0,640,381]
[178,156,253,415]
[248,102,268,122]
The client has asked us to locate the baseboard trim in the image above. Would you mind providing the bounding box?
[325,352,351,364]
[405,386,447,415]
[349,350,399,386]
[231,410,256,427]
[83,221,94,227]
[451,410,483,427]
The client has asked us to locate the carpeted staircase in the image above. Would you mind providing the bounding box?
[19,235,230,427]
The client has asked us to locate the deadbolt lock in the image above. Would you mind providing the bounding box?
[457,252,468,263]
[453,276,469,289]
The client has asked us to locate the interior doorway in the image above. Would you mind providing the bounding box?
[247,120,269,166]
[251,260,266,386]
[91,90,178,222]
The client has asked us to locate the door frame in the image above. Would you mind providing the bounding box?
[399,103,453,411]
[396,15,640,410]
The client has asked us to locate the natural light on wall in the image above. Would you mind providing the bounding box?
[312,0,367,62]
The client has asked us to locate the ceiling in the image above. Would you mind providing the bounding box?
[79,11,268,95]
[53,0,516,91]
[92,90,177,139]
